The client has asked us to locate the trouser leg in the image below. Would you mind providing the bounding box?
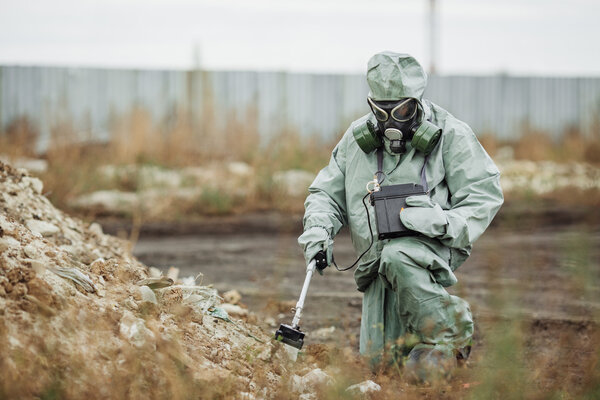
[360,277,410,359]
[378,239,473,353]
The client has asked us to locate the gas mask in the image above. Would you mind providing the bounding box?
[368,97,418,154]
[352,97,442,155]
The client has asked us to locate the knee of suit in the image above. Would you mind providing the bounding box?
[378,245,425,292]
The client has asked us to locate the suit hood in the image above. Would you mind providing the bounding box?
[367,52,428,101]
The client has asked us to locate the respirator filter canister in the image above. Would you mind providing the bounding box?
[352,114,382,154]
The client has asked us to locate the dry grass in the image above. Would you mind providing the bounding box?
[0,110,331,216]
[478,122,600,165]
[1,111,599,221]
[477,133,499,158]
[508,126,600,164]
[1,118,600,398]
[0,117,39,158]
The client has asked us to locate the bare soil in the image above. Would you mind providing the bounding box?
[131,211,600,328]
[130,207,600,395]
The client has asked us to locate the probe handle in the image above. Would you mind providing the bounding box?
[291,259,316,328]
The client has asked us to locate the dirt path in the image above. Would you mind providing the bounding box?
[130,214,600,394]
[132,221,600,343]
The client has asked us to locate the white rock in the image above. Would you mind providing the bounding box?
[220,303,248,317]
[272,170,315,197]
[8,336,23,348]
[299,394,317,400]
[227,162,253,177]
[23,243,40,259]
[256,344,273,362]
[167,267,179,282]
[494,146,514,162]
[70,190,139,214]
[91,248,103,260]
[22,176,44,194]
[30,260,46,273]
[312,326,336,339]
[223,289,242,305]
[345,380,381,395]
[89,222,103,236]
[0,236,20,252]
[124,297,139,311]
[303,368,333,387]
[26,220,59,237]
[181,276,196,286]
[138,285,157,304]
[239,392,255,400]
[119,311,155,348]
[138,165,183,188]
[148,267,162,278]
[97,164,120,180]
[181,288,220,313]
[59,245,76,256]
[1,156,48,174]
[291,375,303,393]
[59,244,94,264]
[90,257,106,268]
[182,166,213,185]
[100,164,184,189]
[292,368,333,393]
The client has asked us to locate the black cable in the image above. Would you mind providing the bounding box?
[332,192,375,271]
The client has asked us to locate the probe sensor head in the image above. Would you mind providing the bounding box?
[274,324,305,350]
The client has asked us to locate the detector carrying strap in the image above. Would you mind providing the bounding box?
[375,147,429,192]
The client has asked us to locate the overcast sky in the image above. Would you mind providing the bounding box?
[1,0,599,76]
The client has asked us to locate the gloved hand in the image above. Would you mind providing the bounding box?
[399,195,448,238]
[298,226,333,274]
[312,250,328,275]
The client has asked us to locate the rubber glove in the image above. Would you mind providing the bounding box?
[399,195,448,238]
[297,226,333,274]
[312,250,328,276]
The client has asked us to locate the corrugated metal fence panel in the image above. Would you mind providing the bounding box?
[1,65,599,153]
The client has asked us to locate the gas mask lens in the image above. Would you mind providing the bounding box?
[391,98,417,122]
[367,97,388,121]
[367,97,418,122]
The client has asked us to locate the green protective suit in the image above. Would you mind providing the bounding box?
[298,52,504,360]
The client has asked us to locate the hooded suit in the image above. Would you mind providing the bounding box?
[298,52,503,359]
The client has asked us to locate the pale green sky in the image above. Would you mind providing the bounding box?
[0,0,598,76]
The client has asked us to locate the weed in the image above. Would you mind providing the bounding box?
[198,187,235,215]
[1,110,599,223]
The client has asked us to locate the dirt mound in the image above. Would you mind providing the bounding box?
[0,162,296,399]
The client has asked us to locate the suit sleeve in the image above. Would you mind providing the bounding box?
[302,132,349,239]
[437,122,504,248]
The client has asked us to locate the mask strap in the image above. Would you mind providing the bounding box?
[376,147,386,185]
[420,155,429,193]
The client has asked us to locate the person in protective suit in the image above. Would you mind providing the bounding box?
[298,52,503,381]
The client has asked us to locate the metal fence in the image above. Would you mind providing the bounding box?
[1,65,599,152]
